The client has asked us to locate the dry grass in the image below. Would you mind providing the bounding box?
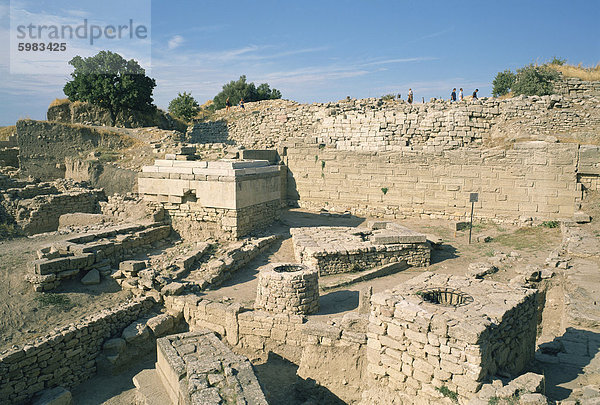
[548,62,600,81]
[49,98,71,108]
[0,126,16,141]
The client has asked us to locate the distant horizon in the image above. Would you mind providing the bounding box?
[1,0,599,126]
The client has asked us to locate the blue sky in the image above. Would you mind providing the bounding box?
[1,0,599,126]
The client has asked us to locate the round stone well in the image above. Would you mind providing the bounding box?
[254,263,319,315]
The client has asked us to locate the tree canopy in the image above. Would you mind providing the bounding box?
[63,51,156,122]
[511,64,559,97]
[212,75,281,109]
[492,70,516,97]
[168,92,199,122]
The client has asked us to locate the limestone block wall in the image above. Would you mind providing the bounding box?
[187,95,600,151]
[285,141,581,223]
[0,297,154,405]
[553,76,600,98]
[291,224,430,276]
[16,120,134,181]
[26,224,171,291]
[166,295,369,403]
[366,272,538,404]
[139,159,283,238]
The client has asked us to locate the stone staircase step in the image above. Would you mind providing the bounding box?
[133,368,172,405]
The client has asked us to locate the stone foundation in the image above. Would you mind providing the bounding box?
[255,263,319,315]
[26,223,171,291]
[156,331,268,405]
[138,158,283,238]
[365,272,538,404]
[291,221,430,276]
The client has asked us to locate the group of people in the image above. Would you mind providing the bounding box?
[225,97,244,112]
[404,88,479,104]
[450,88,478,102]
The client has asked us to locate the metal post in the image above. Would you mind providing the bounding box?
[468,201,474,244]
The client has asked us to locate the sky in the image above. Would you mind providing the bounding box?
[0,0,599,126]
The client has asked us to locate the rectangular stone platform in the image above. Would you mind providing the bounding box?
[290,221,430,276]
[156,331,268,405]
[138,159,283,238]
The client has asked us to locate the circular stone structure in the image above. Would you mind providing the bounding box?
[255,263,319,315]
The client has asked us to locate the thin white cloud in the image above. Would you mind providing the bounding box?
[361,57,438,66]
[167,35,184,50]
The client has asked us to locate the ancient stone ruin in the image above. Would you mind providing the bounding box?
[0,75,599,405]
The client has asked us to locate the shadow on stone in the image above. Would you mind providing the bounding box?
[253,351,345,405]
[533,327,600,401]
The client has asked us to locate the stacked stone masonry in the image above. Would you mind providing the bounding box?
[138,158,283,238]
[286,141,583,223]
[254,263,319,315]
[366,272,538,404]
[0,297,154,405]
[26,223,171,291]
[187,94,600,151]
[156,331,268,404]
[291,221,430,275]
[0,179,105,235]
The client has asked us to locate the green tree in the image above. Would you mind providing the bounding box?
[63,51,156,124]
[168,92,199,122]
[492,70,516,97]
[511,64,559,96]
[549,56,566,65]
[212,75,282,109]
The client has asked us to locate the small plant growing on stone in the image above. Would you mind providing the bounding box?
[436,385,458,402]
[321,160,326,170]
[381,187,388,195]
[540,220,559,228]
[315,155,319,163]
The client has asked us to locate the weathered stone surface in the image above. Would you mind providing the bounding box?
[147,314,176,338]
[31,386,72,405]
[80,269,100,285]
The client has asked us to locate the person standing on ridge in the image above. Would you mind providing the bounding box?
[407,88,413,104]
[225,97,231,112]
[459,88,464,102]
[472,89,478,100]
[239,98,245,109]
[451,88,457,102]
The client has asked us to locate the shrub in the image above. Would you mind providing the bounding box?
[168,92,199,122]
[549,56,567,66]
[492,70,516,97]
[512,64,559,96]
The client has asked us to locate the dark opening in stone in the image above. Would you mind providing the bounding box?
[419,288,474,307]
[272,264,304,273]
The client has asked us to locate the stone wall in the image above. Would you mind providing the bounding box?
[0,181,106,235]
[187,95,600,151]
[139,159,283,239]
[0,297,154,405]
[291,223,430,276]
[65,157,138,196]
[553,76,600,98]
[16,119,134,180]
[26,223,171,291]
[166,295,369,403]
[365,272,538,404]
[285,141,582,223]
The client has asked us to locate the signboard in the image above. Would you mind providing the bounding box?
[469,193,479,203]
